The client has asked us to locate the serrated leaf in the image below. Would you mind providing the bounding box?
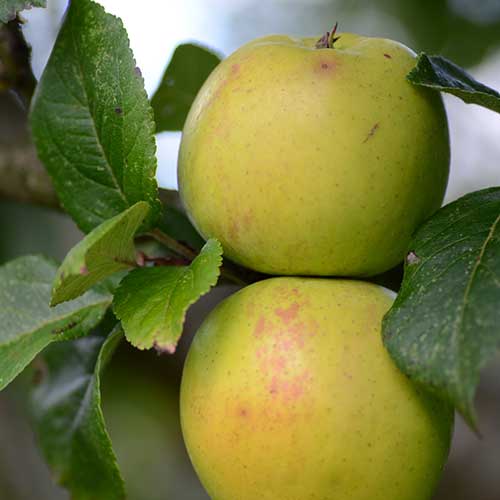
[151,43,221,132]
[0,0,45,23]
[0,255,111,391]
[383,187,500,427]
[32,326,125,500]
[30,0,161,233]
[113,239,222,352]
[52,201,149,306]
[408,54,500,114]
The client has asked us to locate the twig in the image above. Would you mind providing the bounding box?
[149,228,197,260]
[149,227,249,286]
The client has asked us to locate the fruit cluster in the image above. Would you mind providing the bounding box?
[179,29,453,500]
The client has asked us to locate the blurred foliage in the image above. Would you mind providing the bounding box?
[367,0,500,67]
[233,0,500,68]
[102,343,208,500]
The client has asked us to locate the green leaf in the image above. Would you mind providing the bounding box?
[408,54,500,114]
[383,187,500,427]
[158,188,204,250]
[0,0,45,23]
[113,239,222,352]
[151,43,221,132]
[52,201,149,306]
[30,0,161,233]
[32,326,125,500]
[0,255,111,391]
[161,205,205,251]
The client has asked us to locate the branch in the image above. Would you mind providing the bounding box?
[0,129,59,209]
[0,18,59,209]
[150,228,254,286]
[0,18,37,107]
[0,91,59,208]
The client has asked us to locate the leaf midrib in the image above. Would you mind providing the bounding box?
[450,212,500,402]
[69,11,128,207]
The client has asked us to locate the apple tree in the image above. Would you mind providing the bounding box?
[0,0,499,499]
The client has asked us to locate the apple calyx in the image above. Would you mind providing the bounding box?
[315,22,340,49]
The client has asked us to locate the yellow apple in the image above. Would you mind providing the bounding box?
[180,277,453,500]
[178,31,450,276]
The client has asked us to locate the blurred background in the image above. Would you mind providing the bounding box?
[0,0,499,498]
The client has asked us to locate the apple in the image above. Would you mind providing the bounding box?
[178,29,450,276]
[180,277,453,500]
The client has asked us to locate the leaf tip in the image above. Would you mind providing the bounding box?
[458,396,480,435]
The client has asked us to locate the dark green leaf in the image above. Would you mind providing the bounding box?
[408,54,500,114]
[32,326,125,500]
[383,188,500,427]
[151,43,221,132]
[30,0,161,233]
[158,188,204,249]
[161,205,205,251]
[52,201,149,306]
[0,255,111,391]
[0,0,45,23]
[113,239,222,352]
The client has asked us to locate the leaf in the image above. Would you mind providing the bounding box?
[408,54,500,114]
[383,187,500,427]
[113,239,222,352]
[161,205,205,251]
[0,0,45,23]
[158,188,204,249]
[31,326,126,500]
[0,255,111,391]
[30,0,161,233]
[52,201,149,306]
[151,43,221,132]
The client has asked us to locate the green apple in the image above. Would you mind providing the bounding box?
[178,30,450,276]
[180,277,453,500]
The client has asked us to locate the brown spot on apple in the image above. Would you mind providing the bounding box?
[363,122,380,143]
[237,406,249,418]
[315,59,337,75]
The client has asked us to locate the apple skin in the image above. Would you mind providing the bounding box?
[180,278,454,500]
[178,33,450,276]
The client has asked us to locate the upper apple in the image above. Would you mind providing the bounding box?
[178,32,450,276]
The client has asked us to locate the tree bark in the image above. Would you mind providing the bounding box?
[0,92,59,209]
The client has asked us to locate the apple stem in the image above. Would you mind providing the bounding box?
[316,22,340,49]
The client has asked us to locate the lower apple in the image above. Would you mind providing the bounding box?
[180,277,453,500]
